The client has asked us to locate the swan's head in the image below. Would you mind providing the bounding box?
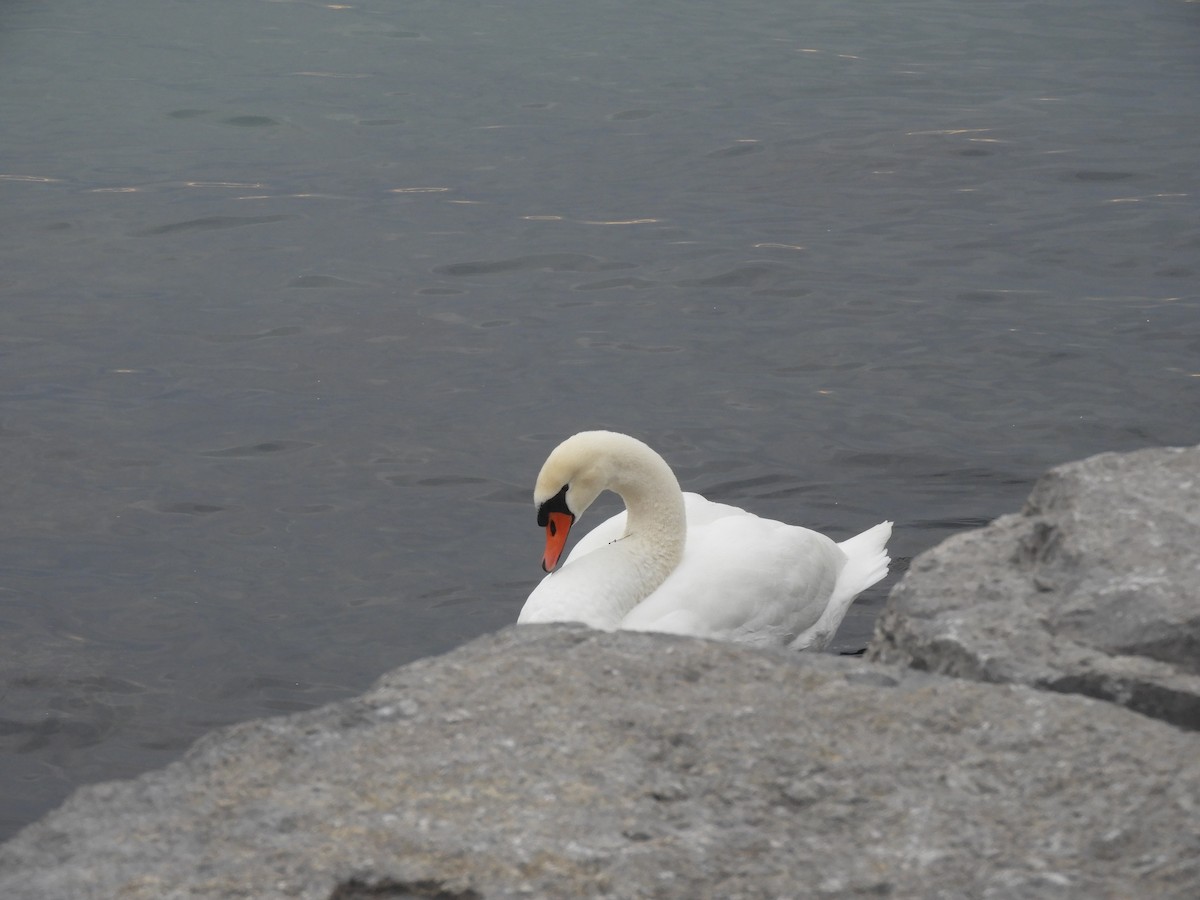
[533,431,627,572]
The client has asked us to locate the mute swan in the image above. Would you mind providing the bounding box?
[517,431,892,650]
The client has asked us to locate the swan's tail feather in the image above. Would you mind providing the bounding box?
[834,520,892,596]
[789,521,892,651]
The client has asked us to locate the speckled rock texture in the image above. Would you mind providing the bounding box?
[870,444,1200,730]
[1,625,1198,899]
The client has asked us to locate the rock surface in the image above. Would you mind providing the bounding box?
[870,444,1200,730]
[2,625,1199,899]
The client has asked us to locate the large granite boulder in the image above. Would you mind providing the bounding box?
[870,444,1200,730]
[2,626,1198,899]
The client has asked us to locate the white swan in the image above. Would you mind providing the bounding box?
[517,431,892,650]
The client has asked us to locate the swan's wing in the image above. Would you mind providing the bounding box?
[563,492,744,564]
[563,510,627,563]
[680,491,749,526]
[619,513,846,646]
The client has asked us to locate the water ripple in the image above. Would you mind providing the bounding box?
[434,254,633,276]
[134,215,295,236]
[199,441,316,458]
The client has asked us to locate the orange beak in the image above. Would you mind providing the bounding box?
[542,511,574,572]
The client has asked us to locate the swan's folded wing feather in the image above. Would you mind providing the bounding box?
[564,510,627,563]
[618,514,844,643]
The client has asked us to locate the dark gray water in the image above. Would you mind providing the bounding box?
[2,0,1198,839]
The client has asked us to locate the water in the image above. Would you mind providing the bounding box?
[1,0,1197,840]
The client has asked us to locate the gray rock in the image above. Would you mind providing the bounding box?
[870,444,1200,730]
[2,626,1198,899]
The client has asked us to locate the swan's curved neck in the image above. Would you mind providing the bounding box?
[601,434,687,578]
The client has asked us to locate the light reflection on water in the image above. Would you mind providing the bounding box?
[1,0,1198,839]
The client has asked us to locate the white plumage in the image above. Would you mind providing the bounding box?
[518,431,892,650]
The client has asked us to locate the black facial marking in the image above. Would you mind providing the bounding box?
[536,484,571,526]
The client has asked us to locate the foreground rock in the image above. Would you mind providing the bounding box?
[2,626,1198,899]
[870,444,1200,730]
